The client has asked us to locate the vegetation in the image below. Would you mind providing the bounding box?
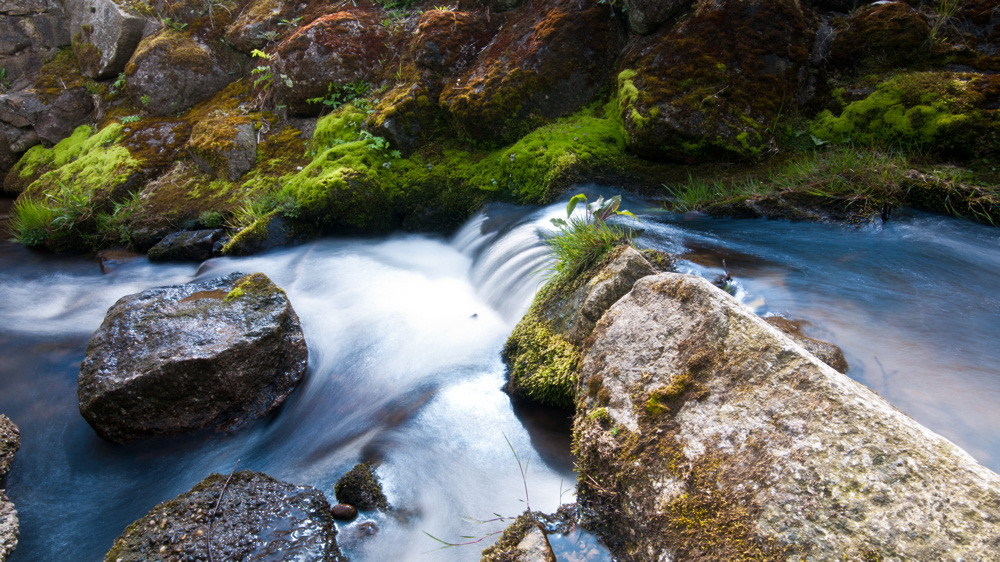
[544,193,636,277]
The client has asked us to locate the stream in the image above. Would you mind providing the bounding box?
[1,192,999,560]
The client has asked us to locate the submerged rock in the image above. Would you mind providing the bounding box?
[0,415,19,562]
[574,272,1000,559]
[105,470,345,561]
[502,246,657,410]
[78,272,307,442]
[334,462,388,512]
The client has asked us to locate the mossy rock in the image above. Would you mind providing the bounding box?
[810,71,1000,158]
[829,2,930,74]
[334,462,389,511]
[187,116,257,181]
[616,0,814,163]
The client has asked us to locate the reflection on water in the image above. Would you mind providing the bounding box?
[1,197,999,561]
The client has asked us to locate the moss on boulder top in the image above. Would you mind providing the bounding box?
[334,461,389,511]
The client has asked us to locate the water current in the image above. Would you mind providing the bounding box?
[1,192,998,560]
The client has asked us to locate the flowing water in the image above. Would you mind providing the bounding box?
[1,194,999,560]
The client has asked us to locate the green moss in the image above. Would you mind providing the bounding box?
[587,407,611,424]
[334,462,389,511]
[480,511,538,562]
[503,318,581,410]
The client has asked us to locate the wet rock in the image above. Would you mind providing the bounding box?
[0,0,70,81]
[440,0,621,145]
[187,116,256,181]
[503,246,657,409]
[68,0,149,79]
[765,316,848,373]
[336,520,377,550]
[78,272,307,442]
[623,0,692,35]
[271,9,388,116]
[220,212,291,256]
[616,0,814,162]
[105,470,345,561]
[334,462,388,511]
[0,415,19,562]
[147,229,224,262]
[124,29,238,116]
[481,511,554,562]
[574,272,1000,560]
[96,248,142,273]
[330,503,357,521]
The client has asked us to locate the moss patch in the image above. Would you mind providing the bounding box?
[334,462,389,511]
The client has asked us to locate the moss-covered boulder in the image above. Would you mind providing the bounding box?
[810,72,1000,158]
[365,8,495,153]
[503,246,657,410]
[187,116,257,181]
[0,0,70,82]
[440,0,621,145]
[124,29,239,116]
[69,0,150,79]
[334,462,389,512]
[623,0,692,35]
[225,0,294,54]
[78,272,307,442]
[105,471,345,561]
[574,272,1000,559]
[616,0,814,162]
[829,1,930,74]
[272,9,388,116]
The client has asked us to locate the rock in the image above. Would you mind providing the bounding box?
[481,511,555,562]
[440,0,621,145]
[105,470,345,561]
[146,229,224,262]
[187,116,256,180]
[801,0,867,12]
[96,248,142,273]
[124,29,237,116]
[334,462,388,511]
[224,0,294,54]
[0,415,18,481]
[615,0,814,162]
[0,415,19,562]
[271,9,388,116]
[764,316,848,373]
[623,0,692,35]
[574,272,1000,560]
[330,503,358,521]
[830,1,930,73]
[68,0,149,79]
[78,272,307,442]
[0,0,70,81]
[503,246,657,409]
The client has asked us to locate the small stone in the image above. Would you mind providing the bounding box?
[330,504,358,521]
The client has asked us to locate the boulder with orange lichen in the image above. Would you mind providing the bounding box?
[271,8,388,116]
[615,0,814,163]
[365,8,495,154]
[439,0,621,145]
[124,29,241,116]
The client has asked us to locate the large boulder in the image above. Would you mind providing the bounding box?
[440,0,621,145]
[502,246,658,410]
[623,0,693,35]
[271,9,388,116]
[829,1,930,73]
[106,471,345,561]
[124,29,238,116]
[574,272,1000,559]
[68,0,150,79]
[187,115,257,181]
[78,272,308,442]
[0,415,19,562]
[615,0,814,162]
[0,0,70,81]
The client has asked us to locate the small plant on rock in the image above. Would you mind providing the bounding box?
[544,193,636,276]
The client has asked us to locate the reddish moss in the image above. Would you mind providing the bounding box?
[830,2,930,73]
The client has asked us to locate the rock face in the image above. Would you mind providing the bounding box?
[272,9,388,116]
[146,229,224,262]
[124,29,237,116]
[0,0,70,81]
[440,0,621,145]
[78,272,308,442]
[623,0,692,35]
[502,246,657,409]
[106,470,345,561]
[334,462,388,511]
[187,116,257,181]
[574,273,1000,559]
[765,316,848,373]
[616,0,814,161]
[68,0,149,79]
[0,415,20,562]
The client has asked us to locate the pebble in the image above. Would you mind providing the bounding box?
[331,503,358,520]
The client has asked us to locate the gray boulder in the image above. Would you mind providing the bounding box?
[78,272,307,443]
[187,116,257,181]
[575,272,1000,559]
[623,0,693,35]
[0,0,70,81]
[124,29,236,116]
[502,246,657,409]
[0,415,19,562]
[106,471,345,561]
[68,0,148,79]
[147,229,224,262]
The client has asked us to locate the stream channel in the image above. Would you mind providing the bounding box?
[1,189,999,560]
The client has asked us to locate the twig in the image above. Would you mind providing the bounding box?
[206,459,241,562]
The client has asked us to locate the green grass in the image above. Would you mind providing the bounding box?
[9,198,54,246]
[543,194,636,277]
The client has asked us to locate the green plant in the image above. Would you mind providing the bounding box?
[198,210,225,228]
[256,29,279,43]
[140,94,151,106]
[306,81,372,113]
[95,190,143,246]
[250,49,291,112]
[120,115,141,124]
[9,198,54,246]
[278,17,302,27]
[929,0,961,43]
[162,17,188,31]
[544,193,636,276]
